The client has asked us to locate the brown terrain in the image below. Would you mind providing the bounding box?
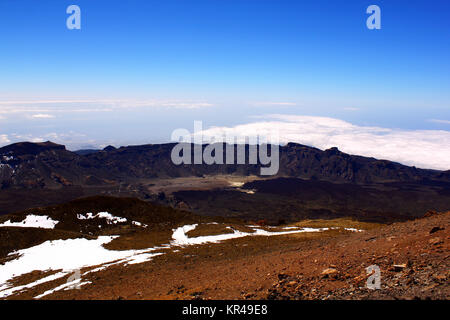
[1,196,448,300]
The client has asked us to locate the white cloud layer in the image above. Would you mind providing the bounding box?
[30,114,56,119]
[0,132,94,150]
[196,114,450,171]
[0,134,10,144]
[0,99,213,117]
[251,102,297,106]
[429,119,450,125]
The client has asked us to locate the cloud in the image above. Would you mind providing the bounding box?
[0,134,10,144]
[343,107,360,111]
[30,114,55,119]
[195,114,450,170]
[0,99,213,115]
[1,132,90,148]
[429,119,450,125]
[251,102,297,107]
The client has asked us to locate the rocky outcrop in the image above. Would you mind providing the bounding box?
[263,211,449,300]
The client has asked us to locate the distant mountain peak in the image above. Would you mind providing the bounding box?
[0,141,65,156]
[103,145,117,152]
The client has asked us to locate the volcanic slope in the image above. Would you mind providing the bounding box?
[0,196,371,299]
[2,202,447,300]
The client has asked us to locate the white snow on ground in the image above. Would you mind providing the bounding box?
[0,221,363,299]
[77,212,127,224]
[132,221,148,228]
[0,215,59,229]
[0,272,68,299]
[34,279,92,299]
[252,227,329,236]
[277,226,363,232]
[171,224,198,244]
[0,236,162,298]
[329,227,364,232]
[170,224,331,246]
[171,224,249,246]
[126,252,163,265]
[343,228,363,232]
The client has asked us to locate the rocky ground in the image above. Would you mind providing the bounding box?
[264,211,449,300]
[4,210,444,300]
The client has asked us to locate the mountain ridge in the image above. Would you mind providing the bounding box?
[1,141,449,219]
[1,141,448,191]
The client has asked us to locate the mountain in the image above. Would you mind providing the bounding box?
[0,141,449,219]
[73,149,101,156]
[1,141,448,190]
[0,141,65,156]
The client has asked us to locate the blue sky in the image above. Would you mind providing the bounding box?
[0,0,449,168]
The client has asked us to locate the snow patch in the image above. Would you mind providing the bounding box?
[132,221,148,228]
[77,212,127,224]
[170,224,330,246]
[0,215,59,229]
[343,228,363,232]
[34,279,92,299]
[0,236,162,298]
[0,272,68,299]
[0,220,364,298]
